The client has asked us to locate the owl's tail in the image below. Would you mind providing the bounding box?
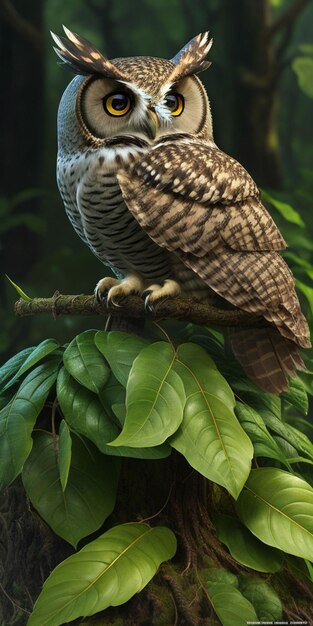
[229,327,306,394]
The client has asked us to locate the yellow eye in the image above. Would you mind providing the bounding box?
[103,92,132,117]
[164,93,184,117]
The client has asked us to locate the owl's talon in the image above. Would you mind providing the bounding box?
[144,294,155,316]
[144,294,166,316]
[108,296,126,309]
[142,289,153,300]
[95,274,144,308]
[96,288,109,306]
[142,279,181,316]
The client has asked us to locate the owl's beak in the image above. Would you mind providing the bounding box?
[145,109,159,140]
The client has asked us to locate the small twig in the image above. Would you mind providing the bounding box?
[14,293,265,329]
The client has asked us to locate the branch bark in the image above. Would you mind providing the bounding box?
[14,293,264,329]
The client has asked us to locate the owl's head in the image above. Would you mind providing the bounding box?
[52,27,213,151]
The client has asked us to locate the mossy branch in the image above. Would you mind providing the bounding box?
[14,292,264,328]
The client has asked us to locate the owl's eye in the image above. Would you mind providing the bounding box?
[103,92,132,117]
[164,93,184,117]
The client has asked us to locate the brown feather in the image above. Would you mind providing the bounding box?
[51,27,128,79]
[229,328,306,394]
[169,32,213,83]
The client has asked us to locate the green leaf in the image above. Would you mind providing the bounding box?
[0,393,12,410]
[108,399,171,459]
[286,554,313,582]
[5,274,33,301]
[296,280,313,317]
[281,376,308,414]
[63,330,110,394]
[204,569,238,586]
[236,468,313,559]
[109,442,172,459]
[0,346,35,392]
[58,420,72,491]
[2,338,60,392]
[238,577,282,622]
[216,514,282,573]
[57,368,171,460]
[112,402,126,423]
[27,523,177,626]
[0,358,60,489]
[284,251,313,280]
[95,331,148,387]
[292,57,313,98]
[203,569,258,626]
[0,213,45,235]
[262,190,305,226]
[235,403,287,465]
[23,432,120,548]
[261,411,313,461]
[298,44,313,55]
[170,344,253,499]
[272,435,299,460]
[305,559,313,581]
[287,424,313,460]
[286,455,313,466]
[110,342,185,448]
[98,371,126,420]
[57,367,119,448]
[10,187,44,210]
[229,376,282,419]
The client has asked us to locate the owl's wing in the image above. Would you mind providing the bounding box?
[118,141,286,254]
[117,140,308,347]
[118,139,310,393]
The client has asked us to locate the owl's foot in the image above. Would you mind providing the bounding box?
[143,279,181,315]
[95,275,143,307]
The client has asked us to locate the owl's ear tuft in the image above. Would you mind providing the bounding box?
[169,32,213,82]
[51,27,128,80]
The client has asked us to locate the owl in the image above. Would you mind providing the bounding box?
[52,26,310,394]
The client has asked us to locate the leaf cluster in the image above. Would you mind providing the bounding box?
[0,325,313,624]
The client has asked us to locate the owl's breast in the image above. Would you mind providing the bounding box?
[61,146,172,281]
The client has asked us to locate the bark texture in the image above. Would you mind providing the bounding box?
[14,293,263,328]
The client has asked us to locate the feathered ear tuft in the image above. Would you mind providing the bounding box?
[169,32,213,82]
[51,26,128,80]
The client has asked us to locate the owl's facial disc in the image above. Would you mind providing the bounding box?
[78,72,209,142]
[79,76,148,140]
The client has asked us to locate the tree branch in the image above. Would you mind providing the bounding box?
[0,0,42,50]
[269,0,311,38]
[14,293,265,329]
[266,0,311,81]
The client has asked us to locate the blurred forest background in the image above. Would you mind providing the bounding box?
[0,0,313,362]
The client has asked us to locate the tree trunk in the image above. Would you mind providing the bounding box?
[2,454,313,625]
[0,0,44,291]
[221,0,282,188]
